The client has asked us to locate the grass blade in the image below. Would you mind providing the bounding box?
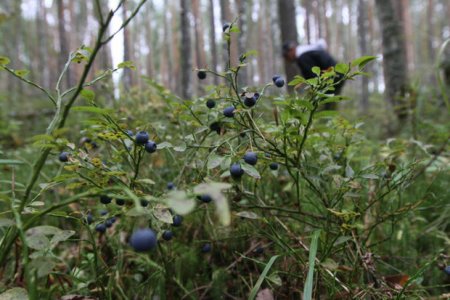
[303,230,321,300]
[248,255,279,300]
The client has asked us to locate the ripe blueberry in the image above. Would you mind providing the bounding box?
[197,71,207,80]
[126,130,134,136]
[95,223,106,233]
[269,162,279,170]
[116,198,125,206]
[243,152,257,165]
[445,266,450,276]
[129,228,157,252]
[254,246,264,254]
[222,23,230,32]
[59,152,69,162]
[230,163,244,179]
[199,194,212,203]
[274,77,285,88]
[244,96,256,107]
[167,182,175,190]
[105,218,114,228]
[206,99,216,109]
[223,106,235,118]
[172,215,183,227]
[109,216,117,223]
[100,195,112,205]
[99,209,108,216]
[210,122,221,134]
[201,243,212,253]
[86,213,94,224]
[135,131,149,145]
[272,75,281,82]
[162,230,173,241]
[144,141,157,153]
[140,199,149,207]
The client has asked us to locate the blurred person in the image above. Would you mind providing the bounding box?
[283,39,344,109]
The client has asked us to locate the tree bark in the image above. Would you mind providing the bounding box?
[278,0,299,93]
[180,0,193,99]
[375,0,409,120]
[357,0,369,113]
[57,0,72,89]
[122,0,133,91]
[208,0,219,85]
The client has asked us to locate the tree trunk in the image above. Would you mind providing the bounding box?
[220,0,239,70]
[192,0,207,92]
[278,0,299,93]
[144,3,154,78]
[180,0,192,99]
[57,0,71,89]
[208,0,219,85]
[375,0,409,120]
[122,0,133,91]
[357,0,369,113]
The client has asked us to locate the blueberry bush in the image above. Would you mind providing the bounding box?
[0,15,449,300]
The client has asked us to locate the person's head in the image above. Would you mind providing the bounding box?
[282,41,297,62]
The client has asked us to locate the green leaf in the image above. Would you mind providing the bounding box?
[0,56,10,66]
[153,205,173,224]
[0,218,15,227]
[235,211,259,219]
[303,230,321,300]
[118,60,136,70]
[27,234,50,250]
[288,75,306,86]
[335,63,349,74]
[315,110,339,119]
[345,164,354,178]
[50,230,75,247]
[173,142,187,152]
[248,255,280,300]
[14,69,29,77]
[72,106,112,114]
[311,66,321,76]
[0,287,28,300]
[241,163,261,179]
[157,141,173,149]
[361,174,379,179]
[229,26,240,33]
[207,153,225,169]
[80,89,95,101]
[351,55,377,69]
[29,256,57,278]
[166,191,196,215]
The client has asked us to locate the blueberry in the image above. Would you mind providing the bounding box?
[254,246,264,254]
[116,198,126,206]
[126,130,134,136]
[243,151,257,165]
[269,162,279,170]
[162,230,173,241]
[223,106,235,118]
[274,77,285,88]
[100,195,112,205]
[129,228,157,252]
[86,213,94,224]
[135,131,149,145]
[99,209,108,216]
[59,152,69,162]
[253,93,260,100]
[197,70,207,80]
[95,223,106,233]
[222,23,230,32]
[210,122,221,134]
[206,99,216,109]
[230,163,244,179]
[244,96,256,107]
[201,243,212,253]
[272,75,281,82]
[109,216,117,223]
[140,199,149,207]
[105,218,114,228]
[144,141,157,153]
[172,215,183,227]
[167,182,175,190]
[199,194,212,203]
[445,266,450,276]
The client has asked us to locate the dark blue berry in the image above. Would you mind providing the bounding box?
[201,243,212,253]
[272,75,281,82]
[126,130,134,136]
[95,223,106,233]
[105,218,114,228]
[116,198,125,206]
[222,23,230,32]
[135,131,149,145]
[210,122,221,134]
[140,199,149,207]
[109,217,117,223]
[269,162,279,170]
[100,195,112,205]
[230,163,244,179]
[197,71,207,80]
[144,141,157,153]
[129,228,157,252]
[86,213,94,224]
[223,106,235,118]
[444,266,450,276]
[254,246,264,254]
[172,215,183,227]
[199,194,212,203]
[59,152,69,162]
[243,151,258,165]
[99,209,108,216]
[206,99,216,109]
[162,230,173,241]
[274,77,285,88]
[244,96,257,107]
[167,182,175,190]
